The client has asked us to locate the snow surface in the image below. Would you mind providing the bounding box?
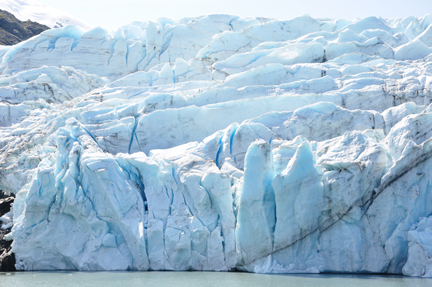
[1,14,432,276]
[0,0,92,30]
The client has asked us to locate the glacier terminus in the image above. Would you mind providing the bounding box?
[1,13,432,277]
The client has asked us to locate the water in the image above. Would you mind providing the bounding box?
[0,272,431,287]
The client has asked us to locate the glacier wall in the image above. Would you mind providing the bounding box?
[1,14,432,276]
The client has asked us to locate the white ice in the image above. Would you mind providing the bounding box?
[0,13,432,276]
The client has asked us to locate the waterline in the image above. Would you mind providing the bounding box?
[1,271,431,287]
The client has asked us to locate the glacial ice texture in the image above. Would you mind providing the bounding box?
[1,14,432,276]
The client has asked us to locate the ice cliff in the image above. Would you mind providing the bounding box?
[1,14,432,276]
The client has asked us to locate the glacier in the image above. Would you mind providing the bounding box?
[1,13,432,276]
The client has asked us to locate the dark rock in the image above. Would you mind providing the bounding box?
[0,9,49,46]
[0,190,14,199]
[0,197,13,216]
[0,249,15,271]
[0,190,8,199]
[0,235,15,272]
[0,193,15,271]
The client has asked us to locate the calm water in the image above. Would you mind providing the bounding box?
[0,271,431,287]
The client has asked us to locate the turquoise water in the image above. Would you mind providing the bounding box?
[0,272,431,287]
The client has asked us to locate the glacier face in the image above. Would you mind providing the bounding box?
[1,14,432,275]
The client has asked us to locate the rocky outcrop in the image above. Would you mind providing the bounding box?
[0,9,49,45]
[0,192,15,271]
